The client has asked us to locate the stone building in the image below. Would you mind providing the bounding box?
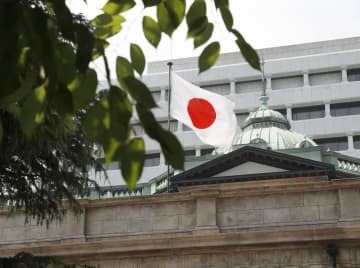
[2,86,360,267]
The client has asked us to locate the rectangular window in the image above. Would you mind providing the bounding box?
[144,153,160,167]
[184,149,196,160]
[292,105,325,120]
[235,80,262,94]
[202,83,230,95]
[159,120,178,132]
[99,158,120,170]
[330,102,360,117]
[151,90,161,102]
[236,112,249,125]
[272,75,303,90]
[314,137,348,151]
[131,123,143,136]
[309,71,342,86]
[201,148,214,155]
[354,136,360,149]
[182,124,192,131]
[347,68,360,82]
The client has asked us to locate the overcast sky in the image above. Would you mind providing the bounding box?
[68,0,360,78]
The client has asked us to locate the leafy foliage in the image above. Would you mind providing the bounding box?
[0,0,260,220]
[0,109,102,224]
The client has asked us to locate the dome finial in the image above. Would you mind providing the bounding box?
[259,55,268,106]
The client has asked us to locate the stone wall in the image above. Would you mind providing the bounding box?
[1,176,360,267]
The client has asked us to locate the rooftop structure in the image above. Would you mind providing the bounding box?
[98,36,360,190]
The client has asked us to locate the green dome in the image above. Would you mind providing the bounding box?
[234,95,317,150]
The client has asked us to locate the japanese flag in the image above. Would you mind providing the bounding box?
[170,73,237,151]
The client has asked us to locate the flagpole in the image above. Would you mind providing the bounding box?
[167,61,173,192]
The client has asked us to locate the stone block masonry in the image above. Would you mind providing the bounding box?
[0,176,360,267]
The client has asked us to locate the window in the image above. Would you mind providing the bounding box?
[292,105,325,120]
[184,150,196,160]
[201,148,214,155]
[330,102,360,117]
[272,75,303,90]
[182,124,192,131]
[151,90,161,102]
[159,120,178,132]
[202,83,230,95]
[99,159,120,170]
[236,113,249,125]
[347,68,360,82]
[235,80,262,94]
[314,137,348,151]
[354,136,360,149]
[309,71,342,86]
[131,123,143,136]
[144,153,160,167]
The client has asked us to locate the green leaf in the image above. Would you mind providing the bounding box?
[56,43,76,84]
[136,104,184,170]
[199,42,220,73]
[157,0,185,36]
[116,56,134,80]
[119,77,157,109]
[187,17,208,38]
[108,86,132,141]
[84,101,108,142]
[120,138,145,191]
[231,29,260,70]
[92,38,109,60]
[68,69,98,111]
[219,7,233,31]
[214,0,229,8]
[0,71,36,109]
[194,22,213,48]
[142,0,162,7]
[186,0,207,38]
[52,85,74,115]
[92,13,125,39]
[157,3,173,36]
[102,0,135,15]
[143,16,161,48]
[19,85,47,138]
[103,137,120,166]
[130,43,145,75]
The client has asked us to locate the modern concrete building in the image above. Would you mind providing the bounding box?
[101,36,360,191]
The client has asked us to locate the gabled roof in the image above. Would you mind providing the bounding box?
[171,146,339,189]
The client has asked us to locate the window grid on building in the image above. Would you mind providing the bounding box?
[347,68,360,82]
[271,75,304,90]
[314,137,348,151]
[292,105,325,121]
[309,71,342,86]
[354,136,360,149]
[330,102,360,117]
[202,83,230,95]
[144,153,161,167]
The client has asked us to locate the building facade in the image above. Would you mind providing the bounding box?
[103,37,360,187]
[3,37,360,266]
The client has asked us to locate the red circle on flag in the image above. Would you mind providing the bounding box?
[187,98,216,129]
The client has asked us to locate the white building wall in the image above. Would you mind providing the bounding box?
[104,37,360,185]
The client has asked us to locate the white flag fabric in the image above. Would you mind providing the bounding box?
[170,73,237,151]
